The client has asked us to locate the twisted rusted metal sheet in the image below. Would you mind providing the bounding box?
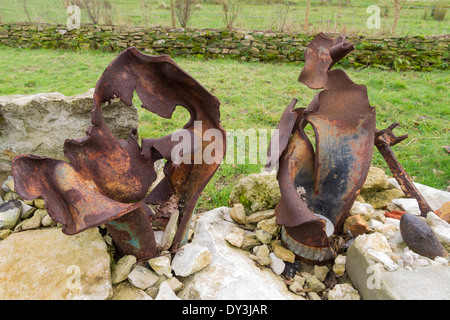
[270,33,376,262]
[12,47,225,260]
[269,33,437,262]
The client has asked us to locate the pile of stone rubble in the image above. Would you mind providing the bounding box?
[0,166,449,300]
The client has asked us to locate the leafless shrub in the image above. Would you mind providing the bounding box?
[141,0,152,26]
[174,0,194,28]
[63,0,86,9]
[431,4,447,21]
[389,0,408,34]
[222,0,241,30]
[64,0,115,25]
[303,0,311,30]
[101,0,116,25]
[273,0,291,32]
[170,0,176,27]
[80,0,102,24]
[20,0,32,22]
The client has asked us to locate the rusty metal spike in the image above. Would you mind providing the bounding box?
[375,123,433,217]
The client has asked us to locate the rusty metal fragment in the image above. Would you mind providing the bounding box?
[375,123,433,217]
[12,47,225,260]
[270,33,438,263]
[269,33,376,262]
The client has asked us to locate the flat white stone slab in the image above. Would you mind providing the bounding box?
[346,235,450,300]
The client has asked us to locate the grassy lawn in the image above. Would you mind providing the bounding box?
[0,45,448,211]
[0,0,447,36]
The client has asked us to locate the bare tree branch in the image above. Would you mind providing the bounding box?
[222,0,241,30]
[20,0,32,23]
[174,0,194,29]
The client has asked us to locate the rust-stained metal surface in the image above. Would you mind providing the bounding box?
[12,47,225,260]
[269,33,376,262]
[269,33,436,263]
[375,123,433,217]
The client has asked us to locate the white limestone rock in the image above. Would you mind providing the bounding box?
[356,232,393,254]
[229,172,281,213]
[366,249,399,271]
[361,167,389,192]
[111,255,137,284]
[333,254,346,276]
[327,283,361,300]
[269,252,285,276]
[148,254,173,278]
[392,198,421,215]
[0,200,21,229]
[127,265,159,290]
[161,210,179,251]
[427,212,450,250]
[155,281,181,300]
[230,203,246,225]
[178,207,302,300]
[350,201,375,220]
[112,282,153,300]
[225,227,245,248]
[171,243,212,277]
[0,227,112,300]
[388,178,450,211]
[0,90,138,181]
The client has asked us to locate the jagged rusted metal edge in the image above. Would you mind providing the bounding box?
[92,48,226,251]
[299,32,354,90]
[270,33,376,261]
[12,47,225,259]
[375,123,433,217]
[11,155,145,234]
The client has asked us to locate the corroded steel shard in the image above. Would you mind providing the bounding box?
[12,155,145,235]
[12,47,225,260]
[270,33,376,262]
[93,48,226,252]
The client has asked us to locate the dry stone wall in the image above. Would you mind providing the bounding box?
[0,23,448,71]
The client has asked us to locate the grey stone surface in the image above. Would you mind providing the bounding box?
[0,89,138,182]
[178,207,302,300]
[229,172,281,213]
[0,227,112,300]
[389,178,450,212]
[346,235,450,300]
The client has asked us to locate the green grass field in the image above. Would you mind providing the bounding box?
[0,0,448,36]
[0,45,449,211]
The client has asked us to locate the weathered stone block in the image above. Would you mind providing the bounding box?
[0,227,112,300]
[0,89,138,182]
[346,232,450,300]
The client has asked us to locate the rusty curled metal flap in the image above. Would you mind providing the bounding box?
[12,47,225,260]
[11,155,143,235]
[265,99,299,172]
[91,48,226,251]
[273,33,376,261]
[298,33,354,90]
[93,47,221,123]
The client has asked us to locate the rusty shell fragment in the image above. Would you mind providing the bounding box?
[270,33,376,262]
[12,48,225,260]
